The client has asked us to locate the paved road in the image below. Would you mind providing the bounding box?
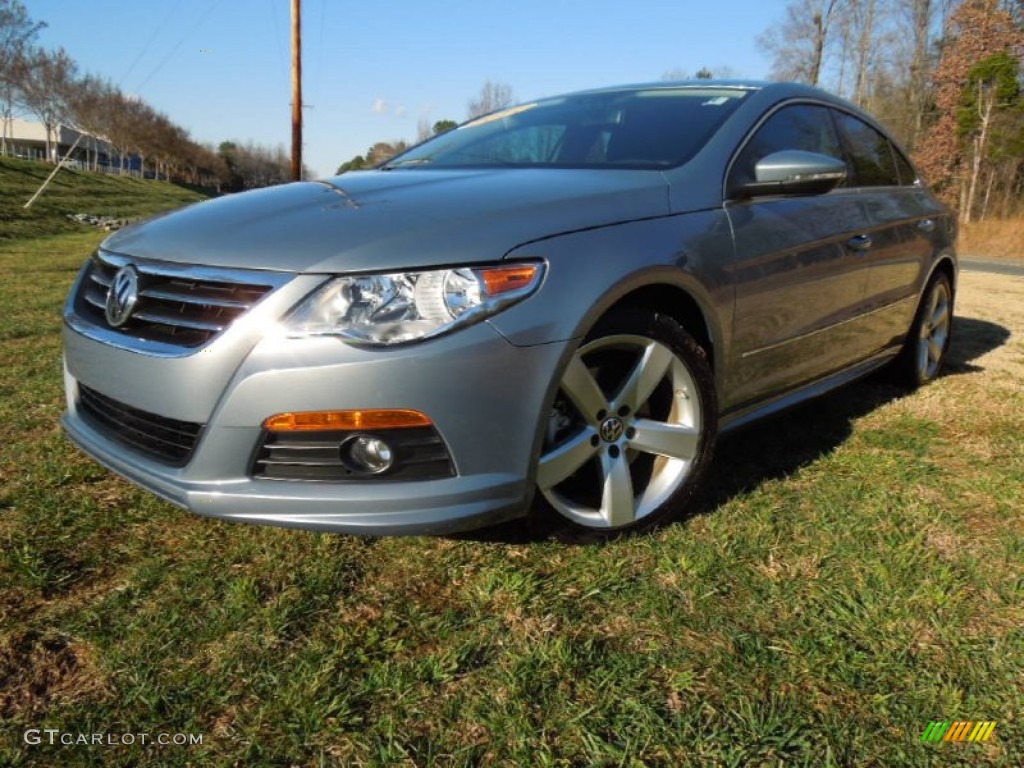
[961,258,1024,278]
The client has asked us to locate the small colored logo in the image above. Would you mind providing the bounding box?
[921,721,996,742]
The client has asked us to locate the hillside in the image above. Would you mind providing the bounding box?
[0,157,211,241]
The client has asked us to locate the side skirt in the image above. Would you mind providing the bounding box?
[719,348,899,434]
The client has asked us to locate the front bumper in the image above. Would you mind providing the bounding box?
[62,317,570,535]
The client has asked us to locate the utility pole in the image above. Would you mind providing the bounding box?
[291,0,302,181]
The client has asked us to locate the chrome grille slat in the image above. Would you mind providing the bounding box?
[138,287,251,309]
[132,310,227,333]
[72,250,286,349]
[84,292,105,310]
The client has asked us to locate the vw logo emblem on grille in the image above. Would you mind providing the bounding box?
[105,265,139,327]
[599,416,625,443]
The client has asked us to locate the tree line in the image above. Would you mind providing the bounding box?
[335,81,514,174]
[759,0,1024,222]
[342,2,1022,225]
[0,0,299,191]
[5,0,1019,214]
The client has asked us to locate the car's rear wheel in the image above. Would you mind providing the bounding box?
[892,272,953,388]
[534,309,717,542]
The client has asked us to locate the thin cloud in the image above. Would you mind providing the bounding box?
[372,98,387,114]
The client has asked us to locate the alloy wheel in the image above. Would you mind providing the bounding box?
[917,279,951,382]
[537,333,704,530]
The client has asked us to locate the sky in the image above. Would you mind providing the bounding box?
[24,0,781,178]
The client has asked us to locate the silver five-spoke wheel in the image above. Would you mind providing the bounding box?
[893,272,953,388]
[536,310,716,539]
[917,278,951,382]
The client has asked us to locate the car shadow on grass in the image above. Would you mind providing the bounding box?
[693,315,1009,515]
[456,316,1010,545]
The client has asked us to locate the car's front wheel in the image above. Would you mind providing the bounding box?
[534,309,717,542]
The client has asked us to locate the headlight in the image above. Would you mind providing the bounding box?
[284,263,544,345]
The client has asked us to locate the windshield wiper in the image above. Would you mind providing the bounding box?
[380,157,433,170]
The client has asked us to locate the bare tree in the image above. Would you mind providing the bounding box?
[218,140,302,190]
[67,74,115,170]
[758,0,845,86]
[98,87,137,174]
[416,116,432,143]
[661,67,692,81]
[467,80,515,119]
[0,0,45,155]
[850,0,880,106]
[18,46,77,162]
[904,0,937,146]
[662,65,738,81]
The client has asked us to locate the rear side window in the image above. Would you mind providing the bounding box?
[832,111,900,187]
[729,104,844,189]
[892,147,918,186]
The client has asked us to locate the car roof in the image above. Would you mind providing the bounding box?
[561,79,856,111]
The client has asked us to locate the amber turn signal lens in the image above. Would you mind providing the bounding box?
[479,265,539,296]
[264,409,432,431]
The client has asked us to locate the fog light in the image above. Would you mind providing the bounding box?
[342,435,395,474]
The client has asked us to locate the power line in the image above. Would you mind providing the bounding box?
[133,0,223,94]
[269,0,287,72]
[316,0,326,93]
[119,0,184,86]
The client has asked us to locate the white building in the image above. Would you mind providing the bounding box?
[3,118,116,167]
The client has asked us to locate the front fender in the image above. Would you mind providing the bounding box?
[488,211,734,356]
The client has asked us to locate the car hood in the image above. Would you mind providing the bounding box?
[102,169,670,273]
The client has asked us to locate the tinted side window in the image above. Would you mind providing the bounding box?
[892,146,918,186]
[832,111,900,187]
[730,104,844,189]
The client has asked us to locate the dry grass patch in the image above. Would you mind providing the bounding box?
[0,632,112,718]
[959,217,1024,260]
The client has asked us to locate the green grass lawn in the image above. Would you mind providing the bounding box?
[0,156,209,242]
[0,223,1021,765]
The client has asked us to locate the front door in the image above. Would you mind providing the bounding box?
[723,103,876,410]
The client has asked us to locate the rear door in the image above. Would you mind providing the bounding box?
[724,103,875,410]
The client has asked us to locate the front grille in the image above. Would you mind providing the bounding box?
[77,384,204,466]
[252,428,455,482]
[75,252,277,347]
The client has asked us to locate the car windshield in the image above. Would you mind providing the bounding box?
[382,87,751,171]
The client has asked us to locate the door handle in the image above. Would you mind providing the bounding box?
[846,234,873,252]
[918,219,936,233]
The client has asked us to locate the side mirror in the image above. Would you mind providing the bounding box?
[733,150,847,199]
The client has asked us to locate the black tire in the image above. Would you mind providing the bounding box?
[890,272,953,389]
[532,308,717,543]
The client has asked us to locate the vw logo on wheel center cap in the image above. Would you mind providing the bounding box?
[105,266,140,327]
[599,416,625,443]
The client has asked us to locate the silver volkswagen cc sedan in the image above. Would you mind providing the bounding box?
[61,81,956,541]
